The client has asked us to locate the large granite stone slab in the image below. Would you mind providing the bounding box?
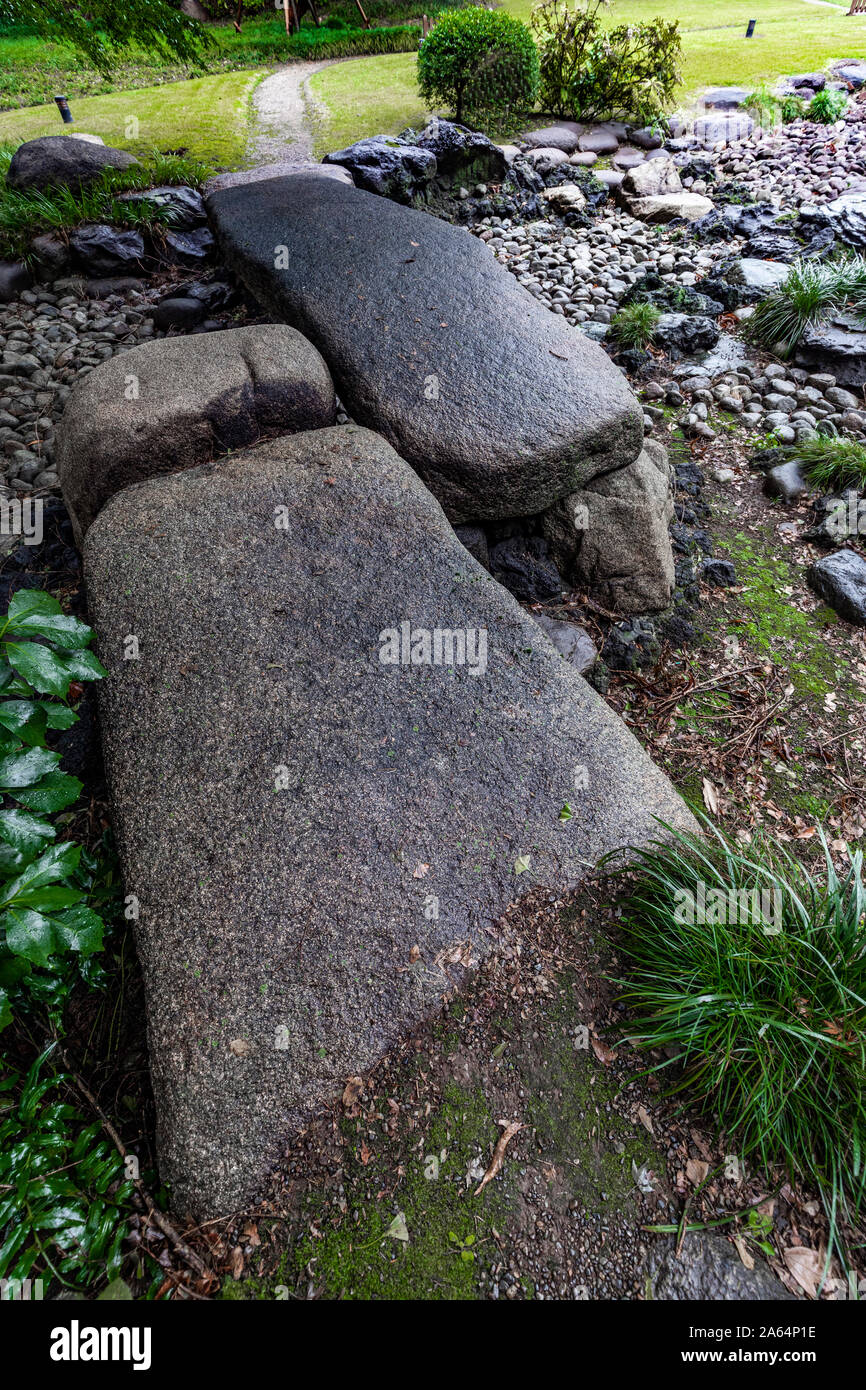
[206,174,643,522]
[85,424,694,1217]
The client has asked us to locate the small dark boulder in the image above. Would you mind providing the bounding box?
[7,135,138,192]
[322,135,436,203]
[489,535,563,602]
[69,224,145,276]
[652,312,720,356]
[0,260,33,302]
[152,297,207,331]
[699,558,737,587]
[808,548,866,624]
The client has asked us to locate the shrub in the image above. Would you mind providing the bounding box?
[0,1046,134,1293]
[417,6,539,126]
[0,589,107,1032]
[532,0,681,126]
[610,820,866,1257]
[609,300,660,349]
[808,88,848,124]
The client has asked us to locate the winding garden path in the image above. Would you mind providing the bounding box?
[246,60,334,167]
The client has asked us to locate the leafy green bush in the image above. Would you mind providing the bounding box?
[417,6,539,125]
[0,589,107,1031]
[532,0,681,126]
[808,87,848,124]
[0,1046,133,1292]
[611,820,866,1257]
[609,300,660,349]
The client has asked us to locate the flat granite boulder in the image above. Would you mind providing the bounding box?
[207,175,643,522]
[7,135,138,192]
[85,425,694,1218]
[58,325,335,541]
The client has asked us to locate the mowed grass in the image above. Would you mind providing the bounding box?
[0,69,264,168]
[308,52,430,156]
[309,0,866,153]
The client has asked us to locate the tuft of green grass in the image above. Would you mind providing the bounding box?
[609,300,661,350]
[608,818,866,1267]
[807,87,848,125]
[789,435,866,493]
[0,144,214,260]
[745,258,844,355]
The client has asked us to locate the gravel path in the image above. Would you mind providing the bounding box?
[247,61,334,167]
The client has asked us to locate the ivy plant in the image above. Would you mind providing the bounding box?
[0,590,107,1031]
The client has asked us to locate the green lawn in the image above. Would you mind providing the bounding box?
[0,69,264,168]
[309,0,866,154]
[309,52,430,156]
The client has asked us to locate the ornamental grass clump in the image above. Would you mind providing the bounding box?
[607,819,866,1259]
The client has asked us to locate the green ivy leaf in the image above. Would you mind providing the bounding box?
[42,704,78,731]
[0,747,60,789]
[5,591,94,651]
[3,909,57,966]
[0,809,56,854]
[12,772,82,813]
[5,642,73,697]
[52,907,104,956]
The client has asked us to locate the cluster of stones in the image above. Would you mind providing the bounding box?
[0,132,692,1221]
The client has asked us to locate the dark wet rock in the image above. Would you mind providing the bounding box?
[795,312,866,388]
[152,296,207,331]
[602,617,660,671]
[163,226,215,262]
[811,190,866,252]
[578,127,619,154]
[620,271,723,318]
[630,127,663,150]
[28,234,70,278]
[808,548,866,623]
[652,312,720,356]
[0,260,33,302]
[699,558,737,587]
[6,135,138,191]
[413,118,507,185]
[489,535,564,601]
[207,173,643,523]
[68,224,145,276]
[648,1235,794,1300]
[743,231,801,262]
[322,135,436,203]
[84,424,695,1217]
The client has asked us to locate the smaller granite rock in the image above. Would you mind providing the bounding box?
[578,127,619,154]
[542,183,587,214]
[522,122,583,153]
[653,313,720,355]
[808,549,866,624]
[6,135,138,191]
[0,261,33,302]
[322,136,436,203]
[531,614,597,673]
[765,460,808,501]
[118,185,206,229]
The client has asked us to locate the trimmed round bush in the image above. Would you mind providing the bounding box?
[417,7,539,126]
